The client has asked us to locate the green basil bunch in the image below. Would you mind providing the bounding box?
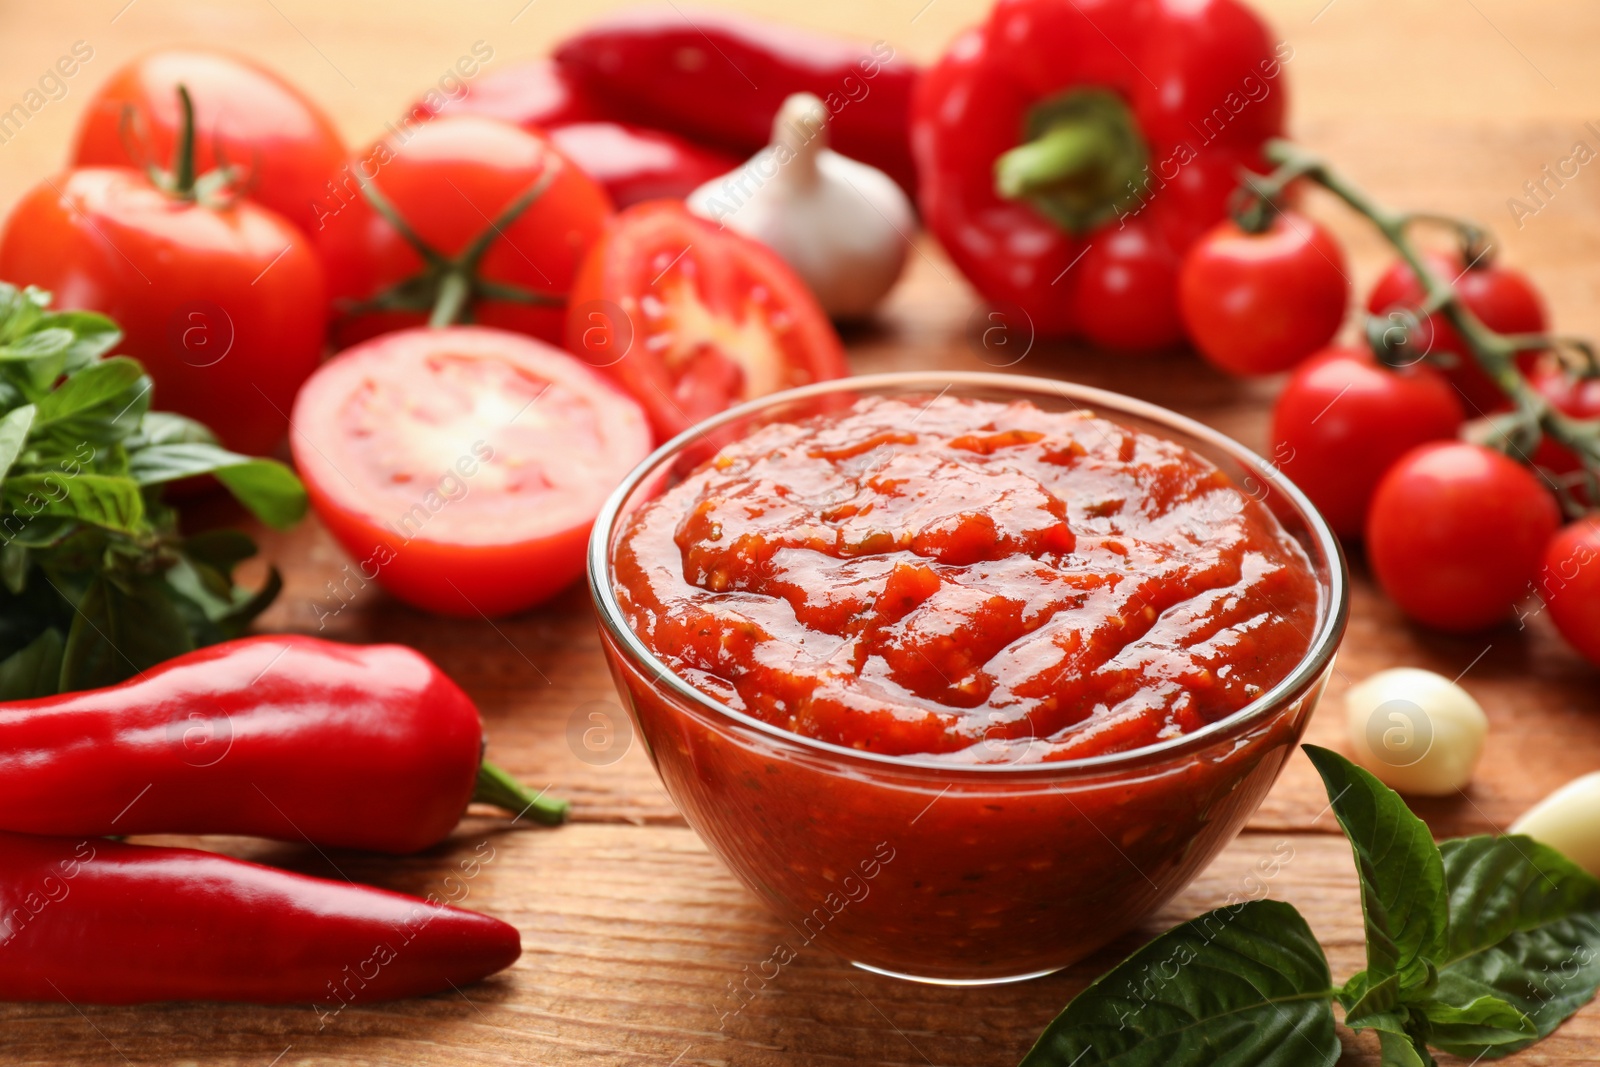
[1023,746,1600,1066]
[0,284,306,698]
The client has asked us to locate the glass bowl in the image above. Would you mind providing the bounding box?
[587,372,1348,984]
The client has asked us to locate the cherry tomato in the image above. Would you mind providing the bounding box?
[1069,226,1185,353]
[1366,441,1560,632]
[1179,211,1348,376]
[1365,251,1546,414]
[1541,516,1600,666]
[566,200,849,441]
[1526,360,1600,480]
[72,49,345,238]
[315,116,613,350]
[1271,347,1465,539]
[0,168,326,456]
[414,58,603,129]
[290,326,651,617]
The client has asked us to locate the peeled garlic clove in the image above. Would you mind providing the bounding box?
[687,92,913,320]
[1511,772,1600,877]
[1343,667,1487,796]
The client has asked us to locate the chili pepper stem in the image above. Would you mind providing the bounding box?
[473,760,568,825]
[1251,139,1600,511]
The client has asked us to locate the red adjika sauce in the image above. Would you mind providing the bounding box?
[613,395,1318,762]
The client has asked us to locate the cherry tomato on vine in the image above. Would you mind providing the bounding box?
[1270,347,1465,539]
[1541,516,1600,666]
[290,326,651,617]
[566,200,848,441]
[1365,441,1560,632]
[1365,251,1546,414]
[1179,210,1348,376]
[72,49,346,238]
[314,116,613,350]
[0,90,326,457]
[1526,360,1600,481]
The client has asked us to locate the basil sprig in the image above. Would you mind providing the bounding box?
[0,284,307,697]
[1022,746,1600,1066]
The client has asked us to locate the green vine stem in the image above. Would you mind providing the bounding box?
[1239,139,1600,514]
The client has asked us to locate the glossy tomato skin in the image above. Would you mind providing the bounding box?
[315,116,612,349]
[1070,225,1186,353]
[1365,252,1546,414]
[1527,361,1600,479]
[0,168,327,456]
[72,49,346,237]
[1271,347,1465,539]
[1365,441,1560,632]
[290,326,651,618]
[1541,517,1600,665]
[1179,211,1348,375]
[567,200,849,441]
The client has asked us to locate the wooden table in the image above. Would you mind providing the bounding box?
[2,0,1598,1063]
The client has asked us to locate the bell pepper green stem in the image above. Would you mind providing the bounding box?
[995,123,1111,200]
[473,760,569,826]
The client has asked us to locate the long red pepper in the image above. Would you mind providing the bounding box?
[0,635,565,854]
[0,832,520,1005]
[554,7,919,196]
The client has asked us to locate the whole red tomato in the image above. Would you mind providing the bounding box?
[1366,441,1560,632]
[1365,251,1546,414]
[0,167,326,457]
[72,49,345,237]
[1541,516,1600,666]
[567,201,848,441]
[1526,361,1600,480]
[1271,347,1464,539]
[315,116,612,349]
[1179,211,1348,376]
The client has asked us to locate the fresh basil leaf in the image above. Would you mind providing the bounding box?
[1429,835,1600,1058]
[1341,969,1403,1026]
[1018,899,1339,1067]
[33,356,146,425]
[0,542,28,595]
[3,473,145,534]
[0,626,64,700]
[0,403,36,483]
[1417,994,1533,1051]
[58,576,195,691]
[0,326,75,362]
[126,442,306,529]
[35,310,121,371]
[1303,746,1448,986]
[181,528,258,575]
[129,411,218,448]
[1377,1029,1433,1067]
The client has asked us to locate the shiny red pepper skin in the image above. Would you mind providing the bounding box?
[912,0,1287,349]
[546,122,741,208]
[0,636,484,854]
[417,57,604,129]
[0,832,520,1004]
[554,7,919,196]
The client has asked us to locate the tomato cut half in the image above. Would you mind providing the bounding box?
[290,326,652,618]
[566,200,849,441]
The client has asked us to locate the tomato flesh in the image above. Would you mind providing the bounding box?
[568,201,848,441]
[292,326,651,617]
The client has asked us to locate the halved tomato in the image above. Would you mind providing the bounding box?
[566,200,849,441]
[290,326,651,617]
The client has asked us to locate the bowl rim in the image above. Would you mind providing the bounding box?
[586,370,1349,780]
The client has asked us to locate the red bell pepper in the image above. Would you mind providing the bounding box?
[0,635,564,854]
[554,7,919,196]
[0,832,519,1005]
[547,122,740,207]
[913,0,1290,350]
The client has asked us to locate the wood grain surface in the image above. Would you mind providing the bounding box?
[1,0,1599,1064]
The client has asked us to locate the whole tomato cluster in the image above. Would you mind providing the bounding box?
[1175,186,1600,664]
[0,47,849,618]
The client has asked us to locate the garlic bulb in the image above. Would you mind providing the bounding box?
[687,92,912,320]
[1511,772,1600,877]
[1344,667,1488,795]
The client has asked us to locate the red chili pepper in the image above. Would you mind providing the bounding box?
[554,7,918,196]
[416,57,604,129]
[0,635,564,853]
[547,122,741,208]
[0,832,519,1005]
[912,0,1289,350]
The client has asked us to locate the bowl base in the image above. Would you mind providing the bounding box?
[850,960,1063,987]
